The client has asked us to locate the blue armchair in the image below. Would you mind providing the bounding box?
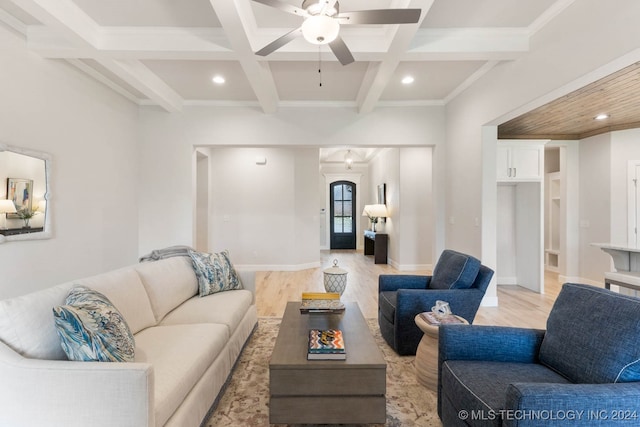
[378,249,493,355]
[439,283,640,427]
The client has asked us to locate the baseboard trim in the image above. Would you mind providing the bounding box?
[480,295,499,307]
[497,276,517,285]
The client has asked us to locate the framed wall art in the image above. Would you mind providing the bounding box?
[7,178,33,218]
[377,183,386,205]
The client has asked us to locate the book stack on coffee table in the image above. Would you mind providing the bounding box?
[307,329,346,360]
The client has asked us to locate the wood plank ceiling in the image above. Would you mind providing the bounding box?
[498,61,640,140]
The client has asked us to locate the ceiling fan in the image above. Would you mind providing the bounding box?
[252,0,421,65]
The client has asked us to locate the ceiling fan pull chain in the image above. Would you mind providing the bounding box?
[318,45,322,87]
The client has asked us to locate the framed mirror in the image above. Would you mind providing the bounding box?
[377,183,386,205]
[0,143,52,243]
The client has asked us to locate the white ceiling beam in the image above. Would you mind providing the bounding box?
[66,59,141,104]
[356,0,435,114]
[10,0,99,47]
[27,25,529,60]
[96,59,184,113]
[0,7,27,35]
[209,0,279,114]
[10,0,183,112]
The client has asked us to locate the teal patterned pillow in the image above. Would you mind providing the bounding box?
[188,249,243,296]
[52,286,135,362]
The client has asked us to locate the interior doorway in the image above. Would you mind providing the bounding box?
[330,181,356,249]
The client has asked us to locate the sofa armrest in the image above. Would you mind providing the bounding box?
[440,325,545,365]
[379,274,430,292]
[236,268,256,303]
[397,288,485,324]
[504,382,640,427]
[0,341,155,427]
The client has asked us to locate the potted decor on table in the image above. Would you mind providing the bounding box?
[15,207,38,229]
[362,204,388,232]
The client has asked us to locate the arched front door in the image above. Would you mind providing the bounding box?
[330,181,356,249]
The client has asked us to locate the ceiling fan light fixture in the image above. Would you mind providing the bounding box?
[344,149,353,169]
[302,15,340,45]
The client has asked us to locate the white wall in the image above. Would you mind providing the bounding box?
[138,105,444,268]
[579,134,611,284]
[398,147,433,270]
[366,147,434,270]
[370,148,400,263]
[445,0,640,300]
[207,147,320,269]
[0,28,139,299]
[610,129,640,245]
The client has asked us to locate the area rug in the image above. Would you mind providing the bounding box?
[204,317,441,427]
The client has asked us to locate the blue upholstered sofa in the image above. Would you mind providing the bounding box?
[378,249,493,355]
[439,283,640,427]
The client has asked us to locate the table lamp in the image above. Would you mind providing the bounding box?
[363,204,388,232]
[0,199,17,230]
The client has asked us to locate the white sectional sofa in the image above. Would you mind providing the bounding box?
[0,256,258,427]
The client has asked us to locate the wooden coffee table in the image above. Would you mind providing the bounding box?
[269,301,387,424]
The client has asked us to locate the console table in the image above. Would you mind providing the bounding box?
[592,243,640,292]
[364,230,388,264]
[0,227,43,236]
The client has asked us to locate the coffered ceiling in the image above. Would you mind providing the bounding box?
[2,0,637,140]
[0,0,563,113]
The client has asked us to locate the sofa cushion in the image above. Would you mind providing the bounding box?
[160,289,253,336]
[134,323,229,427]
[441,360,571,425]
[76,267,156,335]
[430,250,480,290]
[539,283,640,384]
[53,286,135,362]
[134,257,198,322]
[0,282,74,360]
[188,250,242,297]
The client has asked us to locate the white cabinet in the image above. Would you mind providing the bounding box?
[497,142,544,181]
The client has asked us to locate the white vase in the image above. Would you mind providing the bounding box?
[323,259,348,295]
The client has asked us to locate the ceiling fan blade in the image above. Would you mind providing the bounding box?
[251,0,309,18]
[329,36,355,66]
[255,27,303,56]
[337,9,421,25]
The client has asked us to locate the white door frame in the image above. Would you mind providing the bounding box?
[627,160,640,248]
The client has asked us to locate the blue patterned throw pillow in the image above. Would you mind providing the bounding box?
[188,249,243,297]
[52,286,135,362]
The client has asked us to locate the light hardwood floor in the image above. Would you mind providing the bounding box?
[256,250,561,329]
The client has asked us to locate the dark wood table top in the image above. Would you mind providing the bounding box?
[270,301,386,370]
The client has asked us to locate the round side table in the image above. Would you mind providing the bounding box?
[414,313,469,390]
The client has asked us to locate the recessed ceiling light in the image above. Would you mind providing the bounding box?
[212,75,225,85]
[401,76,415,85]
[594,113,609,120]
